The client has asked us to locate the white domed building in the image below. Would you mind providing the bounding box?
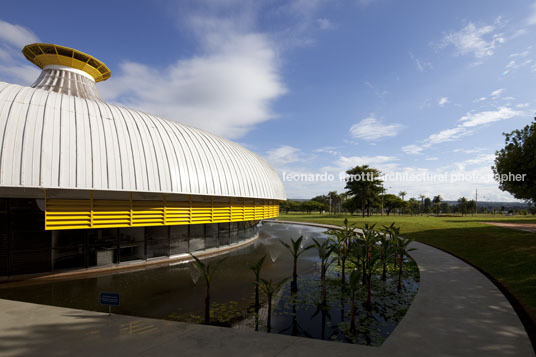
[0,43,285,276]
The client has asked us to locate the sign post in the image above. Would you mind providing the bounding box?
[100,292,120,316]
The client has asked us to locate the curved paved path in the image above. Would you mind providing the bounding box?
[0,221,533,356]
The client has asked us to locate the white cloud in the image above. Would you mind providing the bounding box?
[510,49,530,58]
[402,106,522,156]
[314,146,339,155]
[425,157,439,161]
[453,148,486,154]
[402,145,424,155]
[453,154,495,171]
[323,155,399,173]
[438,97,449,106]
[425,127,466,147]
[426,126,469,144]
[101,17,286,139]
[502,58,533,75]
[349,115,403,141]
[437,21,504,58]
[316,18,334,30]
[0,20,39,48]
[266,145,302,166]
[458,107,522,127]
[0,63,39,84]
[0,20,41,85]
[517,103,530,108]
[474,88,511,103]
[462,154,495,166]
[490,88,504,98]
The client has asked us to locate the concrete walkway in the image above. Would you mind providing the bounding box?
[0,222,533,356]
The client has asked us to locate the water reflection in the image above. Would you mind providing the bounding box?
[189,264,201,285]
[0,222,419,346]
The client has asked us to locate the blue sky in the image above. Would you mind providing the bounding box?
[1,0,536,201]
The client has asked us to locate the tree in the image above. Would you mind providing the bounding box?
[493,118,536,203]
[432,195,442,215]
[300,200,325,214]
[418,194,426,215]
[408,198,420,215]
[345,165,383,217]
[423,197,432,213]
[382,194,404,216]
[311,195,329,213]
[440,202,451,214]
[457,197,468,216]
[280,236,313,293]
[342,197,359,215]
[328,191,340,214]
[190,254,226,324]
[467,199,477,216]
[280,200,300,214]
[398,191,407,201]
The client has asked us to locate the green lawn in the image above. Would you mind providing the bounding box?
[277,213,536,326]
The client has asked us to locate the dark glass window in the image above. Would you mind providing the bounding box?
[230,222,239,244]
[205,224,218,249]
[170,225,188,255]
[218,223,230,246]
[238,221,248,241]
[189,224,205,251]
[146,226,169,259]
[88,229,119,267]
[53,230,86,270]
[7,199,51,274]
[119,227,145,262]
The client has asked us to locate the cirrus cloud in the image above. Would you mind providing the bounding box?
[402,106,524,155]
[349,115,403,141]
[436,20,505,59]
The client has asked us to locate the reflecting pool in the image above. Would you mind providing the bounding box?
[0,222,419,346]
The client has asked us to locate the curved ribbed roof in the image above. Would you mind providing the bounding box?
[0,81,286,200]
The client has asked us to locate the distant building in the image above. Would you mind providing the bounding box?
[0,43,285,276]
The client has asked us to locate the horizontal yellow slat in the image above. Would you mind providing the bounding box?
[46,220,91,225]
[45,197,279,230]
[46,216,91,221]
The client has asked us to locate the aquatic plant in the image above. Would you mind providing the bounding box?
[248,255,266,331]
[326,218,356,287]
[190,254,227,324]
[280,236,313,293]
[258,277,290,332]
[312,238,336,304]
[389,227,416,291]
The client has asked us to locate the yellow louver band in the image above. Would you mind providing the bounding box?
[22,43,111,82]
[45,195,280,230]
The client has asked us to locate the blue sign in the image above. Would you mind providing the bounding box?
[100,292,120,306]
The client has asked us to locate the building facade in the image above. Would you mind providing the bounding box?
[0,43,285,276]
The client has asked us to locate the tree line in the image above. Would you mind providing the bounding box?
[281,164,532,216]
